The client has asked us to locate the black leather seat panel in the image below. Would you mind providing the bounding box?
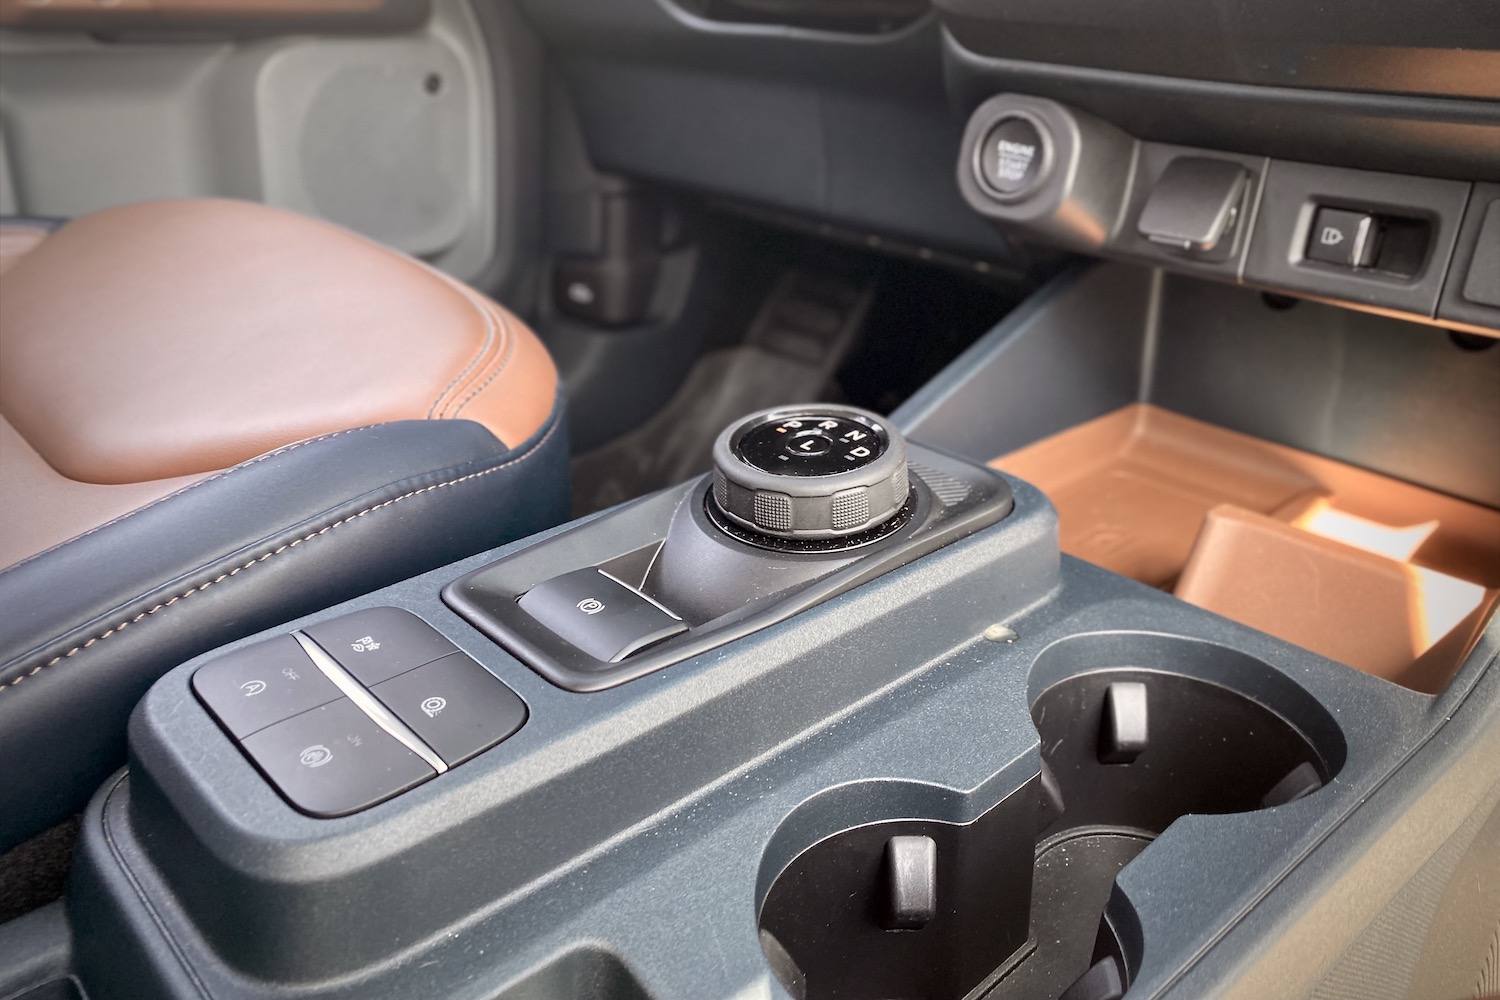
[0,413,567,851]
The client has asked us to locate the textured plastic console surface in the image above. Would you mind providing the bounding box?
[64,480,1498,999]
[67,473,1053,997]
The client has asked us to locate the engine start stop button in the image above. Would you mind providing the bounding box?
[976,114,1050,201]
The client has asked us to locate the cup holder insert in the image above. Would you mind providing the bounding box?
[1031,668,1337,841]
[757,789,1038,1000]
[1021,665,1342,1000]
[757,637,1346,1000]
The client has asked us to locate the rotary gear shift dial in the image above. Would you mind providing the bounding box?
[709,405,910,543]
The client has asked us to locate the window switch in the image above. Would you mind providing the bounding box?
[1306,208,1378,268]
[518,568,686,662]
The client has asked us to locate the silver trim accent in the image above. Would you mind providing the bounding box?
[598,568,683,621]
[292,631,448,774]
[1351,214,1375,267]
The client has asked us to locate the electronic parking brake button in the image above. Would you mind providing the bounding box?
[372,653,527,766]
[518,568,687,663]
[241,699,435,818]
[304,607,457,686]
[193,635,342,738]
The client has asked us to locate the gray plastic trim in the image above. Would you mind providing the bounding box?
[942,30,1500,185]
[893,262,1149,458]
[1243,159,1470,318]
[445,442,1013,692]
[1438,182,1500,335]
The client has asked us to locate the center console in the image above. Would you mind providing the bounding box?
[17,277,1500,1000]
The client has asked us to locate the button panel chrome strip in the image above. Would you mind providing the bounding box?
[292,631,448,774]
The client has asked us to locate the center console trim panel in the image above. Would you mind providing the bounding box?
[72,544,1497,1000]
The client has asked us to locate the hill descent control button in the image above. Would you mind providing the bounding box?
[518,568,687,662]
[240,699,435,817]
[976,115,1050,201]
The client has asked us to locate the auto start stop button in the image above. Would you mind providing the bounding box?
[976,114,1051,201]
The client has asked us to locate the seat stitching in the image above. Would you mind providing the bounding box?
[0,417,559,693]
[0,425,380,580]
[265,212,501,423]
[450,300,520,418]
[260,215,504,423]
[425,278,501,420]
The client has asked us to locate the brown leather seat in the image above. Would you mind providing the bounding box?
[1,199,560,567]
[0,200,569,851]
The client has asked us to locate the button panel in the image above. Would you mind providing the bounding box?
[241,699,435,818]
[517,568,687,663]
[371,653,528,766]
[194,608,526,817]
[191,635,341,738]
[304,606,457,686]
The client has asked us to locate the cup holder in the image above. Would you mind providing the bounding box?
[756,633,1345,1000]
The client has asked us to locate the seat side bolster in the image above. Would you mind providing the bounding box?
[0,411,568,851]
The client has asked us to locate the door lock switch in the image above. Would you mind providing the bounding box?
[518,568,686,663]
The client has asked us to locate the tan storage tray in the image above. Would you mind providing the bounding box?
[993,404,1500,693]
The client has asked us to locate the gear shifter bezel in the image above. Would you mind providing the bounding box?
[443,438,1015,692]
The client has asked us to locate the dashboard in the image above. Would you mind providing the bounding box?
[521,0,1500,336]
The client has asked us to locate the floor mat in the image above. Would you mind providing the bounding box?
[0,815,79,924]
[571,266,874,515]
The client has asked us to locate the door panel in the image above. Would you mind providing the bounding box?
[0,0,508,283]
